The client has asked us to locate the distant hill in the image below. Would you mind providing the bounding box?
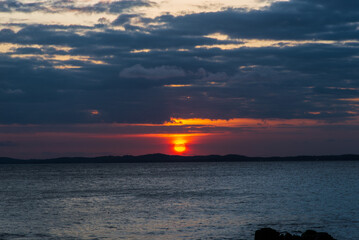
[1,154,359,164]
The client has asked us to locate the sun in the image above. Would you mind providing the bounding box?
[174,144,186,153]
[173,139,187,154]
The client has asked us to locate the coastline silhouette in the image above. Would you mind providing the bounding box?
[1,154,359,164]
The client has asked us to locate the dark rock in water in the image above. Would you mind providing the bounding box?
[254,228,335,240]
[255,228,280,240]
[292,236,302,240]
[302,230,318,240]
[316,232,336,240]
[302,230,335,240]
[282,233,301,240]
[282,233,293,240]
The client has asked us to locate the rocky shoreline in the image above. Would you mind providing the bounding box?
[255,228,336,240]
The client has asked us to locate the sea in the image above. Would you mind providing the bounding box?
[0,161,358,240]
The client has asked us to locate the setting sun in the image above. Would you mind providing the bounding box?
[174,144,186,153]
[173,139,187,154]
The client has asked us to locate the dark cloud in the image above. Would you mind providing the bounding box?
[0,0,45,13]
[13,47,43,55]
[0,141,17,147]
[0,0,155,14]
[90,0,155,14]
[1,0,359,124]
[120,64,186,80]
[154,0,359,40]
[112,14,141,26]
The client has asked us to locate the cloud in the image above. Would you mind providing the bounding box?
[0,0,45,13]
[153,0,359,40]
[0,0,155,14]
[0,141,16,147]
[1,0,359,125]
[90,0,155,14]
[112,14,141,26]
[119,64,186,80]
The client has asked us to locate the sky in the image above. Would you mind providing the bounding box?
[1,0,359,158]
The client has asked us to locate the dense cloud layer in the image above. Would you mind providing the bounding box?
[155,0,359,40]
[1,0,359,124]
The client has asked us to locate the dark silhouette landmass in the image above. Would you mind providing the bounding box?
[255,228,336,240]
[0,153,359,164]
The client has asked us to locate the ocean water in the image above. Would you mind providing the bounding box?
[0,161,358,240]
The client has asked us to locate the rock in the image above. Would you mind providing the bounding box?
[314,232,336,240]
[254,228,336,240]
[302,230,335,240]
[302,230,318,240]
[279,232,308,240]
[292,236,302,240]
[283,233,302,240]
[282,232,293,240]
[255,228,280,240]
